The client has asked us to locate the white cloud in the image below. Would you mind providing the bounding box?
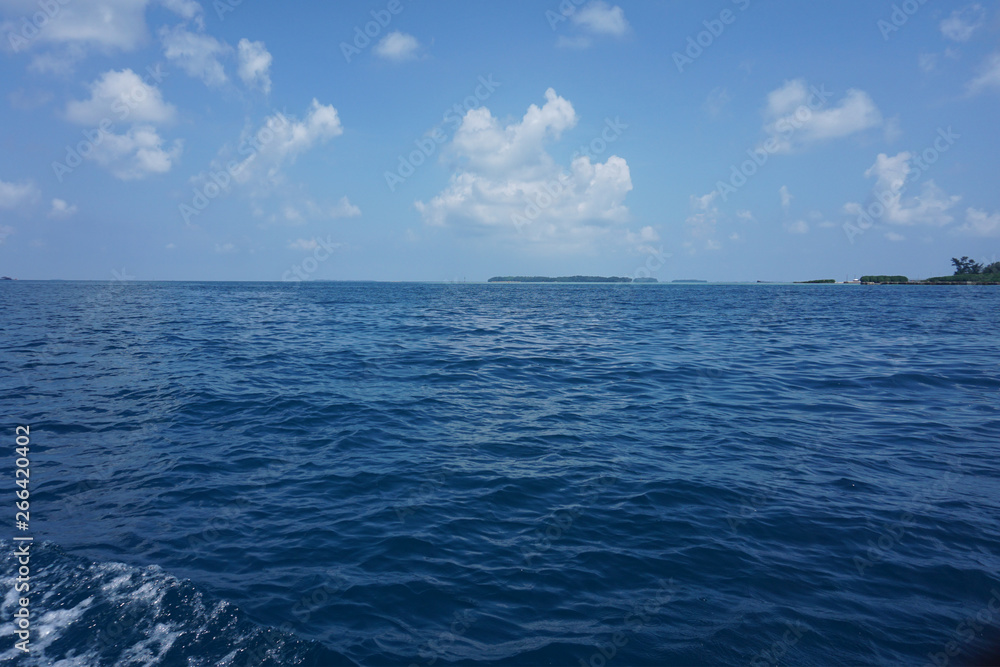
[786,220,809,234]
[66,69,176,125]
[448,87,577,177]
[237,38,272,93]
[416,89,633,251]
[214,242,236,253]
[968,52,1000,94]
[0,180,38,209]
[49,198,77,217]
[957,208,1000,236]
[160,24,229,87]
[845,152,961,226]
[624,225,660,253]
[0,0,150,53]
[0,225,14,245]
[374,31,420,61]
[230,99,343,186]
[763,79,882,153]
[885,231,905,241]
[88,125,183,180]
[325,196,361,218]
[159,0,203,25]
[919,53,938,73]
[780,185,792,209]
[737,210,755,222]
[941,4,985,42]
[572,1,628,37]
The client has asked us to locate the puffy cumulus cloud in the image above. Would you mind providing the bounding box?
[374,31,420,61]
[449,88,577,177]
[0,179,38,209]
[220,99,342,187]
[940,4,985,42]
[65,68,176,125]
[763,79,881,153]
[49,198,77,217]
[415,89,634,251]
[845,152,960,227]
[968,52,1000,94]
[957,208,1000,236]
[885,231,905,241]
[87,125,183,180]
[237,38,272,93]
[159,23,229,86]
[63,68,181,179]
[572,1,628,37]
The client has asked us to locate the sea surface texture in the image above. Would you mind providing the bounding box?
[2,282,999,666]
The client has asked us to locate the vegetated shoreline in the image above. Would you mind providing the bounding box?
[860,273,1000,285]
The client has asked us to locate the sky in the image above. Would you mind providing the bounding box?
[0,0,998,281]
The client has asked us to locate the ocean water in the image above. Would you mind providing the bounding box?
[2,281,1000,666]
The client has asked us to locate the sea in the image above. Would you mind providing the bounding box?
[1,281,999,666]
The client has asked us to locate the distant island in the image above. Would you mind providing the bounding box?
[488,276,638,283]
[672,279,707,283]
[794,279,836,284]
[860,256,1000,285]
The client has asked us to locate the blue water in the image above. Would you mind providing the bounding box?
[2,282,999,666]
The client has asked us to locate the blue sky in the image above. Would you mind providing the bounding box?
[0,0,998,281]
